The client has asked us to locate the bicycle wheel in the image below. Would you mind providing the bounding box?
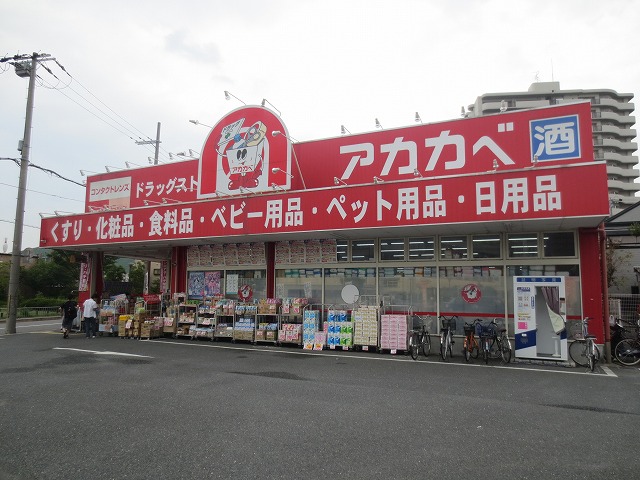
[500,335,512,363]
[471,337,480,359]
[614,339,640,366]
[483,338,489,364]
[463,337,471,362]
[587,340,596,372]
[421,333,430,357]
[409,332,419,360]
[447,334,453,358]
[569,340,589,367]
[440,332,448,361]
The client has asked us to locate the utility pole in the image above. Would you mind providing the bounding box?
[136,122,161,164]
[2,52,51,334]
[135,122,161,293]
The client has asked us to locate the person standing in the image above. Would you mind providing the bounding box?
[82,293,99,338]
[60,295,78,339]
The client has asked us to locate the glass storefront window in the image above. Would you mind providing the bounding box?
[224,269,267,301]
[440,236,468,260]
[275,269,322,304]
[336,240,348,262]
[543,232,576,257]
[324,268,376,306]
[380,238,405,261]
[378,268,437,315]
[472,234,502,259]
[508,233,539,258]
[351,240,375,261]
[438,265,505,335]
[408,237,435,260]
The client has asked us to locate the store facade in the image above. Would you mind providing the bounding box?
[40,101,610,361]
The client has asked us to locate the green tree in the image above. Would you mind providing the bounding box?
[0,261,10,305]
[606,238,632,290]
[20,250,80,298]
[103,255,126,281]
[128,261,146,296]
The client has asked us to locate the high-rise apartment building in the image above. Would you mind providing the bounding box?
[468,82,638,213]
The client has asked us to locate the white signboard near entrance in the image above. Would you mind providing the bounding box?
[513,276,567,361]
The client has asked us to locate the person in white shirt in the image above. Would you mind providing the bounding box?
[82,293,99,338]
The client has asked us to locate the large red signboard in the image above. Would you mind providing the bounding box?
[41,162,608,248]
[55,102,606,248]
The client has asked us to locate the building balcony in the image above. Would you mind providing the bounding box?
[607,179,640,192]
[597,151,639,165]
[606,165,640,179]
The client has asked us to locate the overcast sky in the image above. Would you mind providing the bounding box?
[1,0,639,250]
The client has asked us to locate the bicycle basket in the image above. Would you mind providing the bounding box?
[480,325,495,337]
[441,317,457,330]
[463,325,475,335]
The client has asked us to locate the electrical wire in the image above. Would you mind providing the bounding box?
[0,181,84,203]
[0,219,40,229]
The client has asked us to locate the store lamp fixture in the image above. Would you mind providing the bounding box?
[239,186,254,194]
[214,191,228,197]
[79,169,98,176]
[104,165,123,173]
[125,161,143,169]
[54,210,75,216]
[189,119,214,129]
[415,112,422,124]
[271,167,293,178]
[334,177,347,186]
[271,183,285,191]
[492,159,499,171]
[413,169,423,178]
[373,176,384,184]
[271,131,306,188]
[341,125,351,135]
[162,197,180,204]
[143,200,164,206]
[261,98,281,116]
[224,90,246,105]
[499,100,508,113]
[38,212,55,218]
[532,155,538,167]
[460,106,466,117]
[375,118,383,129]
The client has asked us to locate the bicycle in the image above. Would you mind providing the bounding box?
[462,319,482,362]
[613,316,640,366]
[568,317,600,372]
[479,319,512,364]
[408,314,431,360]
[439,315,457,361]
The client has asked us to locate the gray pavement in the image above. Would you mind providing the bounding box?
[0,321,639,479]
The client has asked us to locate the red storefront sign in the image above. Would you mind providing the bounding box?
[41,162,608,248]
[83,102,594,212]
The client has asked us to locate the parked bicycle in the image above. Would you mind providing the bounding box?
[613,316,640,366]
[408,314,431,360]
[439,315,457,361]
[479,319,512,364]
[568,317,600,372]
[462,319,482,362]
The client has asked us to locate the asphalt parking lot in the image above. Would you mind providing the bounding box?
[1,319,639,480]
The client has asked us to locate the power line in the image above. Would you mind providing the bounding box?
[0,181,84,203]
[0,218,40,229]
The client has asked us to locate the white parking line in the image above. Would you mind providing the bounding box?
[600,365,618,377]
[53,347,153,358]
[147,339,616,377]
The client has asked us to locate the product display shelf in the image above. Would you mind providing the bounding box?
[176,303,197,339]
[379,304,412,355]
[277,299,309,347]
[98,299,124,337]
[255,313,279,344]
[162,303,178,337]
[233,304,257,343]
[195,304,216,340]
[352,304,380,352]
[325,306,354,350]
